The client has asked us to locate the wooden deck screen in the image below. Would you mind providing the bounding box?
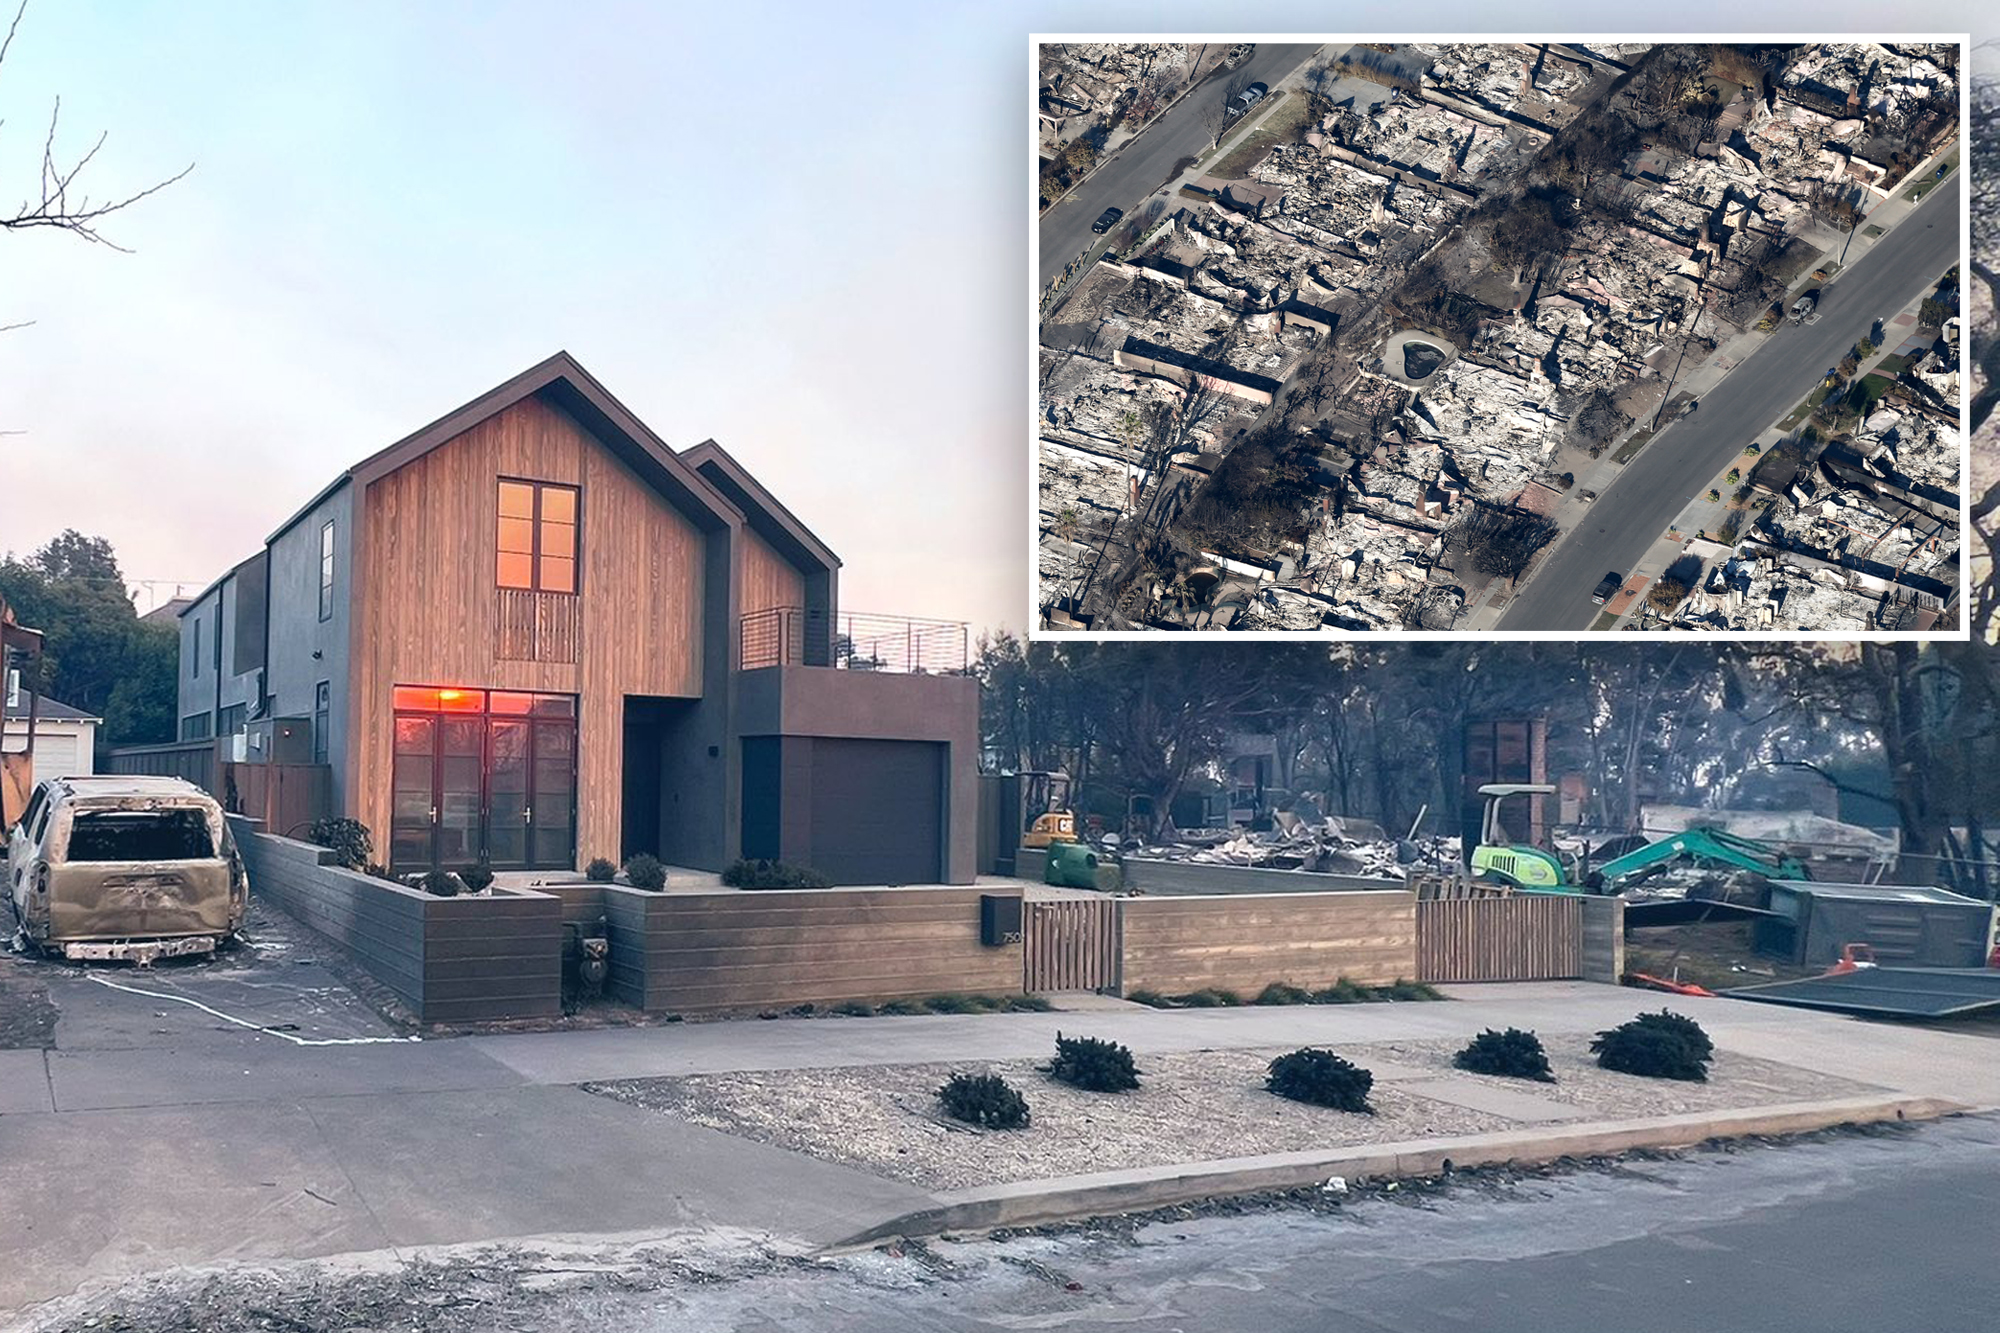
[1416,894,1583,983]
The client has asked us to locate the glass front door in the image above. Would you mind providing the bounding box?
[388,687,577,872]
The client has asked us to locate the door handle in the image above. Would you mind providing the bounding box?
[429,805,439,823]
[523,806,532,823]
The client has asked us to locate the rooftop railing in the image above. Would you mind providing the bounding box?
[739,608,969,675]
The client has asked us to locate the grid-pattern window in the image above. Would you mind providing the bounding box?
[217,703,247,737]
[313,681,330,765]
[319,520,336,621]
[496,480,579,594]
[180,713,212,741]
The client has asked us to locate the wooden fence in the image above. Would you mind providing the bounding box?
[1023,897,1121,992]
[1416,895,1583,982]
[104,739,218,791]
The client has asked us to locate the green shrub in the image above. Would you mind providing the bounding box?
[362,862,393,882]
[1591,1011,1712,1081]
[584,857,617,883]
[1454,1027,1555,1082]
[1043,1033,1141,1092]
[878,999,926,1016]
[923,993,984,1014]
[1266,1048,1374,1113]
[420,870,461,898]
[722,858,832,890]
[1254,982,1312,1006]
[1126,989,1174,1008]
[459,862,494,893]
[1310,978,1376,1004]
[834,1000,876,1017]
[1630,1009,1714,1061]
[937,1072,1030,1129]
[306,817,373,870]
[1005,995,1055,1012]
[1384,979,1444,1001]
[624,854,667,891]
[1179,988,1242,1007]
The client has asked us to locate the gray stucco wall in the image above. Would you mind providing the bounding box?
[265,483,354,814]
[733,666,978,883]
[177,577,258,740]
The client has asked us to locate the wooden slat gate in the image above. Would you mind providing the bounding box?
[1416,895,1583,983]
[1023,897,1121,993]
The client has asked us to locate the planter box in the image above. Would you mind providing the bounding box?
[230,817,561,1023]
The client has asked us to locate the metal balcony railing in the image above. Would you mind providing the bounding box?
[739,608,969,675]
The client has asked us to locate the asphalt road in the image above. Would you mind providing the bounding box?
[1498,170,1963,630]
[1038,43,1327,289]
[48,1113,1999,1331]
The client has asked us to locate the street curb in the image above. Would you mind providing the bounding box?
[825,1094,1967,1251]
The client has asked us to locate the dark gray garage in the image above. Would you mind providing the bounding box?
[740,736,946,885]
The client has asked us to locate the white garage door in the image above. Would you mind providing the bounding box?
[19,731,86,780]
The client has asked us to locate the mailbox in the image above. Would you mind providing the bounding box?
[980,893,1023,947]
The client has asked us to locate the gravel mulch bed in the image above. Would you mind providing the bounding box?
[586,1049,1514,1192]
[1342,1037,1883,1118]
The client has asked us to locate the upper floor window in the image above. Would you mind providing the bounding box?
[319,520,336,622]
[497,479,579,594]
[191,616,201,679]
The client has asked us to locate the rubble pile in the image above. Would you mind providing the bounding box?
[1039,43,1197,149]
[1124,824,1426,879]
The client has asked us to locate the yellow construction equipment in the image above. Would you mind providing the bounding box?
[1019,771,1077,849]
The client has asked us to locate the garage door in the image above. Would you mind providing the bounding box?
[12,731,85,780]
[808,739,944,885]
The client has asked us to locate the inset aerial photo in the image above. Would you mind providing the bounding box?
[1035,40,1966,634]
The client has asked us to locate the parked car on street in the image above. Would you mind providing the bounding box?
[1091,206,1124,234]
[6,775,246,963]
[1229,82,1269,116]
[1592,572,1622,605]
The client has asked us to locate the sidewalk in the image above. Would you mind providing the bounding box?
[5,980,1997,1316]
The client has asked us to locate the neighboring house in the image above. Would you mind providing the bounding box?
[173,352,977,884]
[0,690,101,780]
[139,597,194,627]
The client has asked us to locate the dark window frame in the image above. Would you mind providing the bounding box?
[313,681,330,765]
[191,616,201,679]
[318,519,336,622]
[495,478,581,595]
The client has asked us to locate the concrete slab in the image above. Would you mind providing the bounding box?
[0,1050,52,1113]
[47,1039,523,1111]
[1044,991,1152,1012]
[47,962,400,1052]
[302,1084,936,1250]
[1399,1075,1588,1122]
[0,1102,390,1314]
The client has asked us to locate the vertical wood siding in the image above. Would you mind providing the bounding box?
[739,528,807,619]
[1023,897,1121,992]
[351,394,705,866]
[1415,896,1583,982]
[1118,891,1418,994]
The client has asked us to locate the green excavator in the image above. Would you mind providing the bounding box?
[1467,783,1810,894]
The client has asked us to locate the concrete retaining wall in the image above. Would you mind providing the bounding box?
[1121,858,1403,896]
[230,817,561,1023]
[603,885,1024,1014]
[1119,890,1417,995]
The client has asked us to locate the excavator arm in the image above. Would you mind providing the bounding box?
[1595,827,1809,890]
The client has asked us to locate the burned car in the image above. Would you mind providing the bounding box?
[6,775,247,963]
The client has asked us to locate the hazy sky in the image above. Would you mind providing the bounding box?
[0,3,1978,633]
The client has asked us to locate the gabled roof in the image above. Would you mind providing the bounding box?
[4,692,101,723]
[268,351,744,543]
[680,439,841,574]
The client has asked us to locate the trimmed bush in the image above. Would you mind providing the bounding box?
[584,857,617,883]
[420,870,461,898]
[1454,1027,1555,1082]
[1043,1032,1141,1092]
[1266,1048,1374,1113]
[878,999,926,1016]
[923,993,987,1014]
[1255,982,1313,1006]
[833,1000,876,1017]
[1384,979,1444,1001]
[624,854,667,891]
[1631,1009,1714,1061]
[1126,989,1173,1008]
[460,862,495,893]
[1591,1010,1713,1081]
[722,859,832,890]
[1178,988,1243,1008]
[306,817,373,870]
[937,1072,1030,1129]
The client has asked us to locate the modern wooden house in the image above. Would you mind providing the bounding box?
[174,352,976,884]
